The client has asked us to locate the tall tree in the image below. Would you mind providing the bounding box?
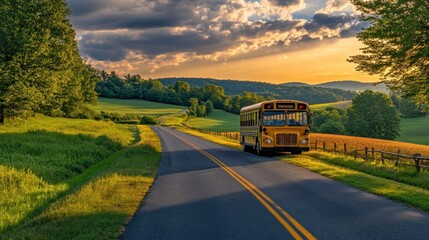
[0,0,94,123]
[348,0,429,105]
[346,90,400,140]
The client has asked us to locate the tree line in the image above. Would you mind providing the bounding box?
[160,77,356,104]
[311,90,427,140]
[96,71,271,116]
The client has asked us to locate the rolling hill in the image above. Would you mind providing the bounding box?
[160,77,356,104]
[315,80,389,93]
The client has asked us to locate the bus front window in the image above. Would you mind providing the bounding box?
[287,112,308,126]
[262,111,286,126]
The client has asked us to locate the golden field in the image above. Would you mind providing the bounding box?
[310,133,429,156]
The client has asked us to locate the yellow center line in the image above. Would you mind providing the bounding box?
[158,127,316,240]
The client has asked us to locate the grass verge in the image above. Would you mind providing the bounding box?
[280,152,429,211]
[1,115,161,239]
[173,126,241,150]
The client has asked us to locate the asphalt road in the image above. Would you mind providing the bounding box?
[121,126,429,240]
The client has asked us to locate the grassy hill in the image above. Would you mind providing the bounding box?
[92,97,185,116]
[397,115,429,145]
[0,115,161,238]
[185,109,239,132]
[310,100,352,110]
[315,80,389,93]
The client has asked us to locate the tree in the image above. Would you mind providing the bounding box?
[311,108,346,134]
[173,81,190,105]
[398,97,427,118]
[203,84,225,109]
[348,0,429,105]
[0,0,96,123]
[188,98,199,116]
[205,100,214,115]
[346,90,400,140]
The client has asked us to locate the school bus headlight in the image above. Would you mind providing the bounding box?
[301,138,308,144]
[264,138,272,144]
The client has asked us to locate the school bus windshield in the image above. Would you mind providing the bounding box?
[263,111,308,126]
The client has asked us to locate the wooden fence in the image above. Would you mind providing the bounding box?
[311,140,429,173]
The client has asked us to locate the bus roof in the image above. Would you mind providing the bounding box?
[240,99,309,113]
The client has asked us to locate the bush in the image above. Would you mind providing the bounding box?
[139,116,157,125]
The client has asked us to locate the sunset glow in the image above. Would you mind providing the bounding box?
[67,0,380,84]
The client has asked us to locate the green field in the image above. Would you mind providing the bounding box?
[0,115,161,239]
[186,109,239,132]
[92,97,185,116]
[397,115,429,145]
[310,100,352,110]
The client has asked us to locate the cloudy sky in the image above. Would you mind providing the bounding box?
[66,0,379,84]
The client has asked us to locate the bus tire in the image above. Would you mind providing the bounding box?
[291,150,302,155]
[255,141,262,155]
[241,137,249,152]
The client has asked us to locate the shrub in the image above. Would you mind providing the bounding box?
[139,116,157,125]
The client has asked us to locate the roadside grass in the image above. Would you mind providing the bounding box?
[173,126,241,150]
[280,152,429,211]
[0,114,161,239]
[158,112,188,127]
[397,115,429,145]
[0,116,132,232]
[185,109,239,132]
[92,97,185,116]
[3,125,161,239]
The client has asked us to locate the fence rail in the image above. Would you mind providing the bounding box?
[311,140,429,173]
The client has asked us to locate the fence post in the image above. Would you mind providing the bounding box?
[354,150,357,160]
[315,140,318,151]
[381,152,385,165]
[344,143,347,154]
[334,143,337,152]
[365,147,368,161]
[395,150,400,167]
[323,142,326,151]
[414,153,421,173]
[371,148,375,160]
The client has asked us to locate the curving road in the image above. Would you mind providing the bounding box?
[121,126,429,240]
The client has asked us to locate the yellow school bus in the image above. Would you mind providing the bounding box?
[240,100,311,155]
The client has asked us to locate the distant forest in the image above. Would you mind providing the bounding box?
[96,74,358,115]
[160,77,356,104]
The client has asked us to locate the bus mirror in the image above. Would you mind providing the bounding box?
[259,126,263,132]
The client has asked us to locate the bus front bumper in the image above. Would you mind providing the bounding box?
[261,147,310,152]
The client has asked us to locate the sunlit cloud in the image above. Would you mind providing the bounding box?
[66,0,367,78]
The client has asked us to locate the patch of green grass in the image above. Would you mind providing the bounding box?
[173,126,241,150]
[0,116,134,232]
[158,112,188,127]
[92,97,185,116]
[1,114,134,145]
[0,131,122,184]
[185,109,239,132]
[1,124,161,239]
[397,115,429,145]
[310,100,352,110]
[280,152,429,211]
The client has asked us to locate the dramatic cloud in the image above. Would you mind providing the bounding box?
[66,0,361,73]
